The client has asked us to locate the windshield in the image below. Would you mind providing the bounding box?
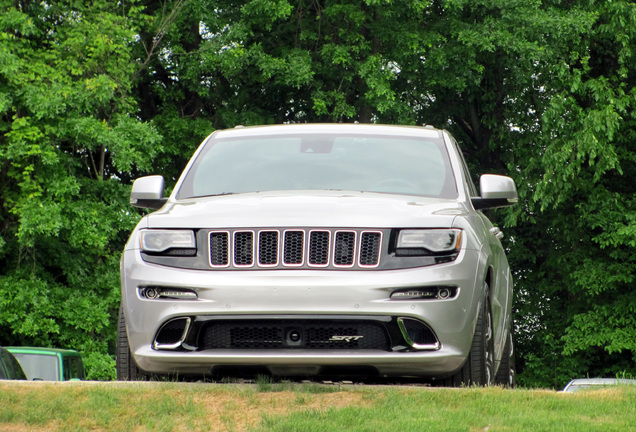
[12,353,59,381]
[176,133,457,199]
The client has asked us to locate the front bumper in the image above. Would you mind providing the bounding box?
[121,247,483,378]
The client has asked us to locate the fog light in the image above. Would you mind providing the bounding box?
[141,287,197,300]
[390,287,457,300]
[438,288,451,299]
[391,289,437,300]
[159,290,198,300]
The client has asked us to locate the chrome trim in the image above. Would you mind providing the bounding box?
[397,317,440,350]
[208,228,383,269]
[257,230,280,267]
[153,317,192,350]
[358,230,383,268]
[282,230,305,267]
[307,230,331,268]
[208,230,231,268]
[233,230,255,267]
[489,226,504,240]
[332,230,356,268]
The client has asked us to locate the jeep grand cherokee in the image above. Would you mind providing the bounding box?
[118,124,517,386]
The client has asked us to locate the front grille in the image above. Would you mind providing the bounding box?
[209,228,382,269]
[359,232,382,266]
[234,231,254,266]
[201,320,390,350]
[259,231,279,266]
[333,231,355,267]
[283,231,304,265]
[308,231,330,266]
[210,232,229,266]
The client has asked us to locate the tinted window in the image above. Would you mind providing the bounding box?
[12,353,59,381]
[0,350,7,379]
[0,349,26,380]
[177,134,457,199]
[63,358,71,380]
[63,357,84,380]
[8,354,26,379]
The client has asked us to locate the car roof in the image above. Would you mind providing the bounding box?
[563,378,636,392]
[6,347,81,356]
[212,123,443,140]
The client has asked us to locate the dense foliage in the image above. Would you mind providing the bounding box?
[1,0,634,386]
[0,0,160,379]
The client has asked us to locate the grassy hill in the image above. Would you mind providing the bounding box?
[1,380,635,431]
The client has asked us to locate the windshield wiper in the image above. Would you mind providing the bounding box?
[191,192,236,198]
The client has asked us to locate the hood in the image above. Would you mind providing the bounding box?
[145,190,468,229]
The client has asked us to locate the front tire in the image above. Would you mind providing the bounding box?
[495,320,516,387]
[116,304,147,381]
[440,283,495,387]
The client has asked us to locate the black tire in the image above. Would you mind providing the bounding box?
[440,283,495,387]
[116,304,147,381]
[495,320,516,388]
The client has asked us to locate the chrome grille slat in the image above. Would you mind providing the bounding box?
[209,231,230,267]
[283,230,304,266]
[359,232,382,267]
[308,230,330,267]
[333,231,356,267]
[209,229,382,269]
[234,231,254,267]
[258,231,279,266]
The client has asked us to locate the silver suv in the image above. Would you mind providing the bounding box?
[118,124,517,386]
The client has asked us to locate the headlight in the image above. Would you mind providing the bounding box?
[396,229,462,253]
[140,230,196,253]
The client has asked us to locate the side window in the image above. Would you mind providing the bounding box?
[63,357,71,380]
[70,358,80,379]
[1,350,13,377]
[76,359,85,379]
[9,355,26,380]
[1,350,25,379]
[0,352,7,379]
[63,357,83,380]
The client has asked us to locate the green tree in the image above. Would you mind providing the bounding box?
[0,0,160,379]
[2,0,633,385]
[136,0,634,387]
[511,0,636,388]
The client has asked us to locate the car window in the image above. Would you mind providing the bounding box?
[12,353,59,380]
[0,350,8,379]
[1,350,12,378]
[76,358,84,379]
[0,349,26,380]
[64,357,83,380]
[63,357,71,380]
[7,353,26,380]
[177,134,457,199]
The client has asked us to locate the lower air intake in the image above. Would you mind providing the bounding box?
[200,320,390,350]
[154,318,191,350]
[398,318,439,350]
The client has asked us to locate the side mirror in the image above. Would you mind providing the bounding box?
[471,174,518,210]
[130,175,167,209]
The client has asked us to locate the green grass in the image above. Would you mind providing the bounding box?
[1,381,634,432]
